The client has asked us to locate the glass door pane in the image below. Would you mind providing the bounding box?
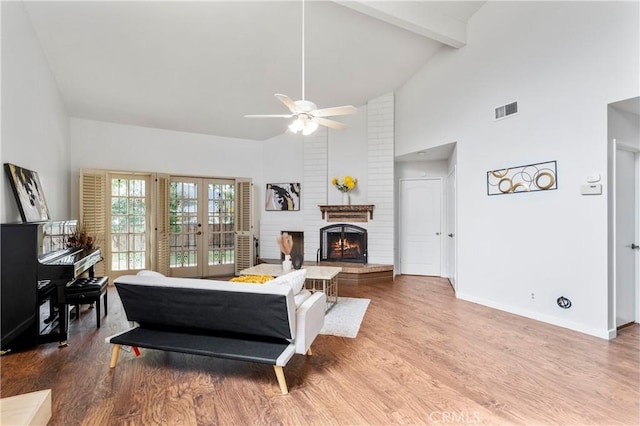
[168,177,237,278]
[169,178,202,277]
[204,180,235,276]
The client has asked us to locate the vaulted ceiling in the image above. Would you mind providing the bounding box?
[23,1,485,141]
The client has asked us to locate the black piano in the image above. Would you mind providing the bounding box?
[1,221,102,352]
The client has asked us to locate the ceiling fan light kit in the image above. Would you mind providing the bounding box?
[245,0,356,135]
[289,115,319,135]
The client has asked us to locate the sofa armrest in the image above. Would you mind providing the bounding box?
[294,292,326,354]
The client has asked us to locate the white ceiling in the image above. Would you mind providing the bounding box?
[23,1,485,141]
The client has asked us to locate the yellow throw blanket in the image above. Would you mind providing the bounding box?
[229,275,274,284]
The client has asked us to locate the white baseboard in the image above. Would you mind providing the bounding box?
[456,291,611,340]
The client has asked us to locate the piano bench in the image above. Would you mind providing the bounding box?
[65,276,108,328]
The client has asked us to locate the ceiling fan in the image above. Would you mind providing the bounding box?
[244,0,357,135]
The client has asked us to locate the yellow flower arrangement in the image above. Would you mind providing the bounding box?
[332,176,358,193]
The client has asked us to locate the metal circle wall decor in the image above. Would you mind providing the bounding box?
[487,160,557,196]
[534,170,556,190]
[512,182,530,192]
[491,169,510,178]
[498,177,513,193]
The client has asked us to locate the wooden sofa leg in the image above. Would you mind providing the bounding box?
[307,347,313,356]
[110,344,121,368]
[273,366,288,395]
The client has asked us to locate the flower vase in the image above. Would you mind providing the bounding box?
[282,254,292,271]
[342,192,350,206]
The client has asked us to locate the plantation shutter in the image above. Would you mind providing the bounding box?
[234,179,253,274]
[155,174,170,276]
[79,169,107,277]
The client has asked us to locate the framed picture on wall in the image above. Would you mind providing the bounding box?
[265,183,300,211]
[4,163,51,222]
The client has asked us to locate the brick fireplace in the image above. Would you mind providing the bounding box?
[319,224,367,264]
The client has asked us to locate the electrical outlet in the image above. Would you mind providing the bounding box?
[530,292,536,301]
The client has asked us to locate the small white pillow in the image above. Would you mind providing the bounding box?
[294,289,312,309]
[136,270,166,277]
[270,269,307,294]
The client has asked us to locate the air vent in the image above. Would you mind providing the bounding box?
[495,101,518,120]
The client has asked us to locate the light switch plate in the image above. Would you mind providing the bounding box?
[581,184,602,195]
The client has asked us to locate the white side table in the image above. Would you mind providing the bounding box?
[239,264,342,311]
[239,263,291,277]
[303,266,342,312]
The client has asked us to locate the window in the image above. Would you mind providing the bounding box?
[80,169,251,280]
[110,176,149,271]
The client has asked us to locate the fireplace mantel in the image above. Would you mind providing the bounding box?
[318,205,374,222]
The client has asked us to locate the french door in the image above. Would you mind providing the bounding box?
[169,177,236,277]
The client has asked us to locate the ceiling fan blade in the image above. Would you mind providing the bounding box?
[244,114,294,118]
[274,94,299,113]
[313,105,357,117]
[316,117,347,130]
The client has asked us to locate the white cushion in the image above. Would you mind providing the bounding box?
[269,269,307,294]
[294,289,312,309]
[136,270,165,277]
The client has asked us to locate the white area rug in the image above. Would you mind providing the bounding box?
[320,297,370,338]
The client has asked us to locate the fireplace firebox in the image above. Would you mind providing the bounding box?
[319,224,367,264]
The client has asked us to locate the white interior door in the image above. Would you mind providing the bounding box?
[616,148,639,327]
[400,178,442,276]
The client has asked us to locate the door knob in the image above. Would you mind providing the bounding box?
[632,243,639,250]
[448,233,454,238]
[436,232,441,236]
[196,231,202,235]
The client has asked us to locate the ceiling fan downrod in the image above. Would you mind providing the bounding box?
[243,0,357,135]
[301,0,305,101]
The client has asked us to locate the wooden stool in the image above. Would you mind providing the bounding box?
[65,277,108,328]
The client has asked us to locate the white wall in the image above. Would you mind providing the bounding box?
[258,99,396,266]
[258,128,307,259]
[328,107,368,206]
[609,104,640,151]
[69,110,382,265]
[69,118,264,216]
[396,160,448,179]
[1,1,71,223]
[259,107,369,261]
[395,1,639,338]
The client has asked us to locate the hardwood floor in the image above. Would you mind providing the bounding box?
[1,275,638,425]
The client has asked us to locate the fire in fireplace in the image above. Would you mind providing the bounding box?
[319,224,367,264]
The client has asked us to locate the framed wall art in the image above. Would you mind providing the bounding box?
[487,160,557,196]
[4,163,51,222]
[265,183,301,211]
